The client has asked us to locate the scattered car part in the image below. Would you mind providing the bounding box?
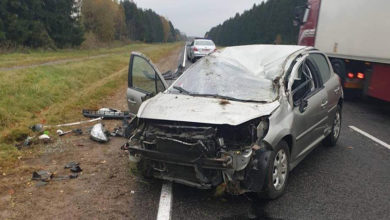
[64,161,79,169]
[32,170,53,182]
[90,123,109,143]
[38,134,51,142]
[57,129,71,136]
[30,117,103,132]
[64,161,82,173]
[83,108,131,120]
[70,165,82,173]
[30,124,43,132]
[57,129,83,136]
[69,173,79,179]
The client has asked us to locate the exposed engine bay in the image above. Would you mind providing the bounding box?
[126,117,272,194]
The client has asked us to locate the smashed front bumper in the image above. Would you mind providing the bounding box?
[126,120,272,193]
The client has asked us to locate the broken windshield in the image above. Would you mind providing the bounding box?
[168,54,279,102]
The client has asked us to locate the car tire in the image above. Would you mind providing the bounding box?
[260,140,290,199]
[323,105,342,147]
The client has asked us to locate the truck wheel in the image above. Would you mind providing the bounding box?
[323,105,342,147]
[260,140,290,199]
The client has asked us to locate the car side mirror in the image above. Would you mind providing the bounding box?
[299,99,308,113]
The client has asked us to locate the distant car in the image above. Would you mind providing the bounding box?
[126,45,343,199]
[187,39,216,62]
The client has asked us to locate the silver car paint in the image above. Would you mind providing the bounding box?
[137,93,280,126]
[127,45,343,174]
[126,52,168,115]
[187,39,216,60]
[263,50,343,169]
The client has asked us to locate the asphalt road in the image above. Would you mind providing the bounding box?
[147,47,390,220]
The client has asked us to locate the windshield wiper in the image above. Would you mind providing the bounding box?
[191,93,264,103]
[172,87,265,103]
[173,86,191,95]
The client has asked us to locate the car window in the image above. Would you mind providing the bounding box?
[195,40,215,46]
[292,63,315,103]
[131,56,157,94]
[309,53,331,83]
[156,76,165,93]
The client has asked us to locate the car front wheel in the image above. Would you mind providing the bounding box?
[261,140,290,199]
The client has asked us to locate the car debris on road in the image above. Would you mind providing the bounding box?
[83,108,131,120]
[90,123,109,143]
[30,117,103,132]
[31,162,82,186]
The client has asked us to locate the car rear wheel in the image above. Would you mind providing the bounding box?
[323,105,342,146]
[260,140,290,199]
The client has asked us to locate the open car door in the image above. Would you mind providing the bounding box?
[127,52,168,115]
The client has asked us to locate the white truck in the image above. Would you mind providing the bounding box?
[295,0,390,101]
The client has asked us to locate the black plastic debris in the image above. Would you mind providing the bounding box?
[15,136,34,150]
[64,161,82,173]
[70,165,82,173]
[30,124,44,132]
[73,128,83,135]
[83,108,131,120]
[69,173,79,179]
[110,127,124,137]
[32,170,53,182]
[64,161,79,169]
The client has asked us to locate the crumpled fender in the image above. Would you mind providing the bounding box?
[243,147,272,192]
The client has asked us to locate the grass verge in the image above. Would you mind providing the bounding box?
[0,42,182,170]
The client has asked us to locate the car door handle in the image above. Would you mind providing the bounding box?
[321,99,328,109]
[127,99,136,104]
[334,87,340,94]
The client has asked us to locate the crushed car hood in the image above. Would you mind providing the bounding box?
[137,93,280,126]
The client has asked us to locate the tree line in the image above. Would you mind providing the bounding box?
[0,0,183,48]
[206,0,307,46]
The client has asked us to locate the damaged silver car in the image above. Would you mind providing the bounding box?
[125,45,343,199]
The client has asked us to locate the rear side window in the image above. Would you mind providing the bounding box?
[309,53,331,83]
[195,40,215,46]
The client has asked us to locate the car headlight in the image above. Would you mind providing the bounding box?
[90,123,109,142]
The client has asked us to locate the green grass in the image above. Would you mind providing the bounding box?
[0,43,153,69]
[0,42,182,169]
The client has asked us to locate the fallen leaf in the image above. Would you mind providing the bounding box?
[347,146,353,149]
[8,189,15,195]
[101,160,106,164]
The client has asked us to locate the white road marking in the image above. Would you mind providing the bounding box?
[182,46,186,68]
[349,126,390,150]
[156,181,173,220]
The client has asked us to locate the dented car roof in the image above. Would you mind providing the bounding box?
[168,44,307,102]
[138,45,309,125]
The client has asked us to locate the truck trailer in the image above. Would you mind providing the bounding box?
[295,0,390,102]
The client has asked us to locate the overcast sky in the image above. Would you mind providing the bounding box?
[134,0,265,37]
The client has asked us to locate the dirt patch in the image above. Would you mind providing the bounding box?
[219,99,231,105]
[0,46,182,219]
